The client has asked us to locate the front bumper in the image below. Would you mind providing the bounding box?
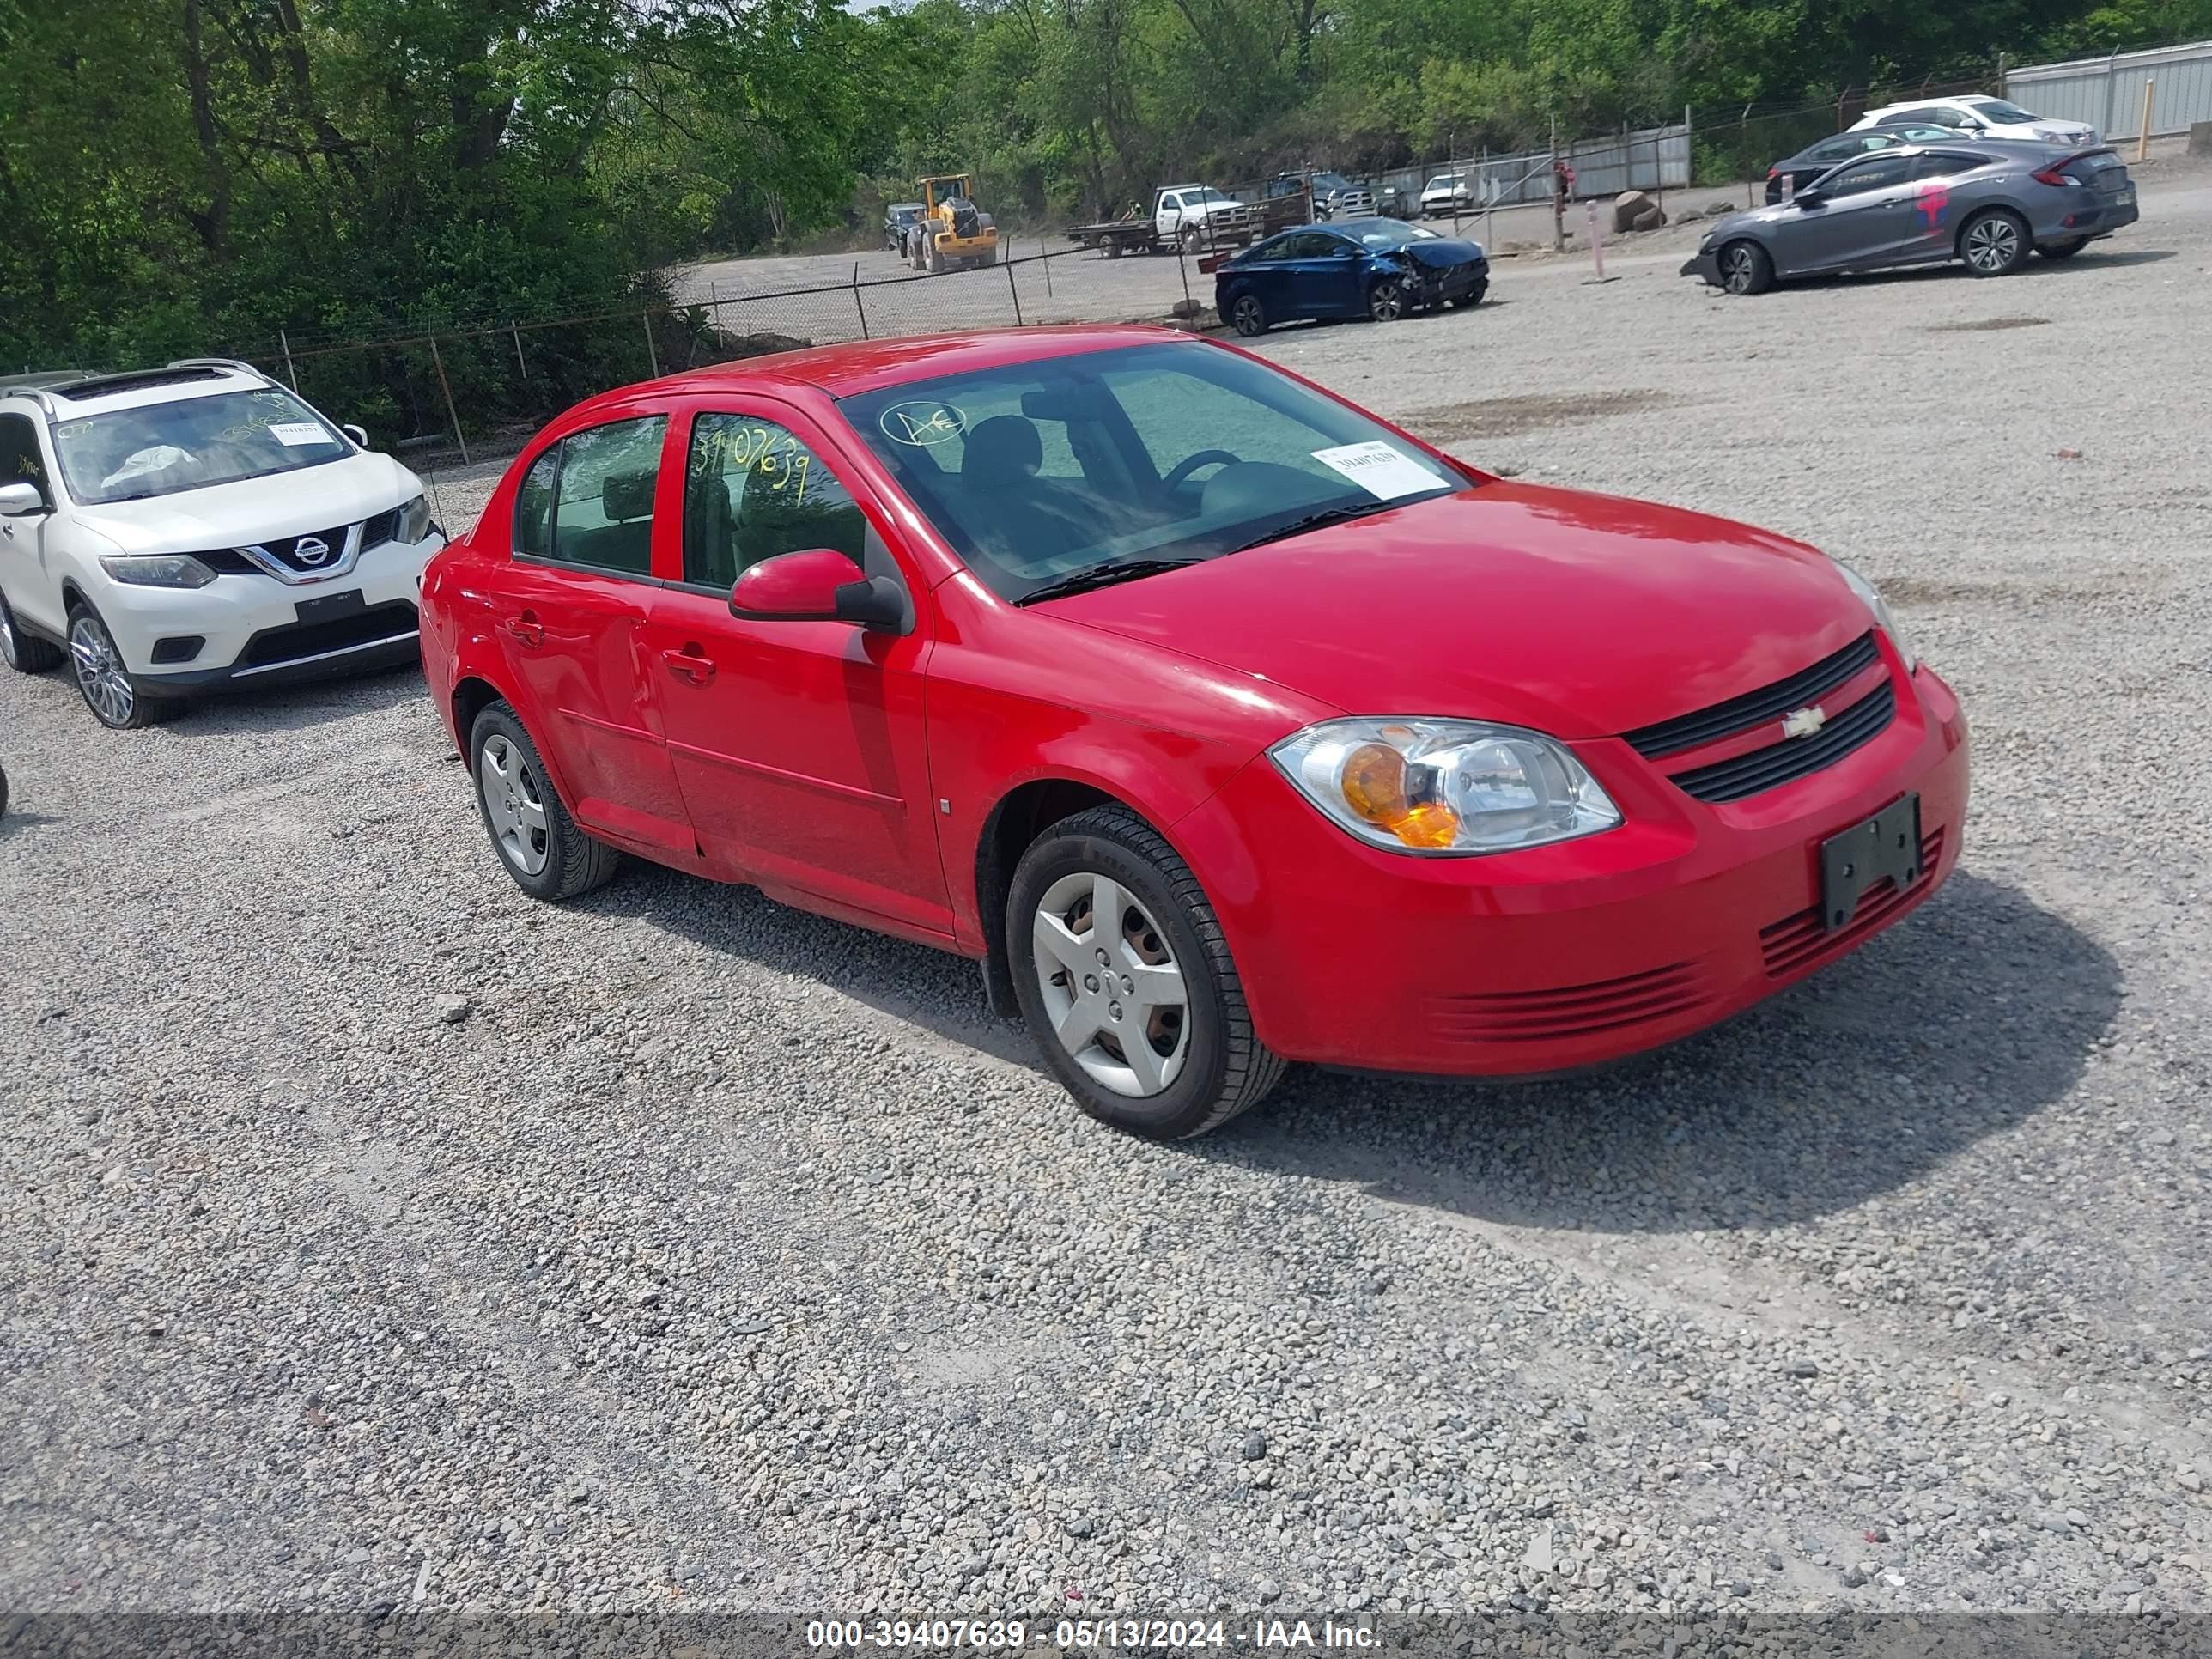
[99,532,443,691]
[1170,661,1969,1076]
[1682,249,1722,285]
[1410,260,1490,304]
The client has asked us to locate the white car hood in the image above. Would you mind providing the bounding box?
[72,451,422,555]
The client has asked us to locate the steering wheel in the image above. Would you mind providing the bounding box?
[1161,449,1239,491]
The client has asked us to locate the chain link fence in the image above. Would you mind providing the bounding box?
[217,244,1206,460]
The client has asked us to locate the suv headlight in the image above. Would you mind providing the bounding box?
[99,553,217,589]
[1270,719,1622,854]
[396,494,434,544]
[1834,561,1916,672]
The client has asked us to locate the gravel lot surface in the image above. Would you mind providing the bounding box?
[4,160,2210,1633]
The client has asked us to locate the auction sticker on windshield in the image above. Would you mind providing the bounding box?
[266,422,334,447]
[1312,441,1443,500]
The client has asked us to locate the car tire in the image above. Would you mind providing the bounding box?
[1449,282,1487,308]
[1008,805,1286,1140]
[1960,209,2029,276]
[1367,277,1407,322]
[1229,294,1267,337]
[1719,240,1774,295]
[0,762,8,820]
[2037,237,2089,260]
[0,588,64,674]
[468,701,622,902]
[1179,225,1202,253]
[65,603,174,730]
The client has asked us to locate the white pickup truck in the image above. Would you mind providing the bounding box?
[1066,185,1261,258]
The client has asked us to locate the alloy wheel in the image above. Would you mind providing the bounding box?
[0,601,16,669]
[1232,296,1266,337]
[1030,870,1190,1097]
[1723,246,1758,294]
[1369,280,1406,322]
[1965,216,2021,273]
[70,613,136,726]
[478,733,551,877]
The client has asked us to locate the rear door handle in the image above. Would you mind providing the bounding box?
[501,612,544,647]
[660,646,715,686]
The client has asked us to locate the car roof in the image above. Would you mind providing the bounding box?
[1,363,268,414]
[597,324,1203,405]
[889,201,923,210]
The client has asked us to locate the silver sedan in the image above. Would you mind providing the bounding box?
[1684,139,2138,294]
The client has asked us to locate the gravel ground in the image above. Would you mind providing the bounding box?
[4,161,2210,1635]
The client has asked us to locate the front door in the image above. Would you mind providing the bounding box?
[497,414,695,859]
[1781,152,1919,273]
[640,401,950,939]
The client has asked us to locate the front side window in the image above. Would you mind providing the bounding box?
[52,387,346,506]
[838,342,1464,603]
[1283,231,1344,259]
[547,415,666,577]
[684,413,866,588]
[1821,155,1912,197]
[0,413,51,507]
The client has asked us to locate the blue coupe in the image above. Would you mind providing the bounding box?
[1213,217,1490,336]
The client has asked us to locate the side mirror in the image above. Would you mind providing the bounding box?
[0,482,46,517]
[730,547,908,632]
[1794,190,1826,209]
[342,423,369,448]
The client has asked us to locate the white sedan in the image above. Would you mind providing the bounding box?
[1852,94,2096,146]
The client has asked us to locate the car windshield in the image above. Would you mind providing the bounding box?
[838,341,1466,604]
[1182,188,1235,205]
[52,387,349,506]
[1966,98,2039,123]
[1348,219,1443,248]
[1311,173,1354,194]
[1426,175,1462,188]
[890,205,921,221]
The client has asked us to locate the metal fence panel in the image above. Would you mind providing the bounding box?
[2008,38,2212,139]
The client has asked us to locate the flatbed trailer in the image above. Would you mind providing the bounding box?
[1066,218,1161,258]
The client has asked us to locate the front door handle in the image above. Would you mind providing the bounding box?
[660,646,715,686]
[502,611,544,647]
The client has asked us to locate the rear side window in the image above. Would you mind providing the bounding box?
[514,449,556,559]
[683,414,866,589]
[516,416,667,577]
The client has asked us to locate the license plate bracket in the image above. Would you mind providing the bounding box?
[294,588,365,624]
[1819,793,1921,932]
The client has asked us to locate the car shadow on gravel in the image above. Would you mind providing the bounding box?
[1192,872,2123,1235]
[163,664,426,737]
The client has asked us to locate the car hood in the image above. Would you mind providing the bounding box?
[1040,483,1873,739]
[70,452,423,555]
[1398,239,1486,268]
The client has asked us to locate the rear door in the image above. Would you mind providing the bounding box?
[495,414,695,859]
[637,398,950,939]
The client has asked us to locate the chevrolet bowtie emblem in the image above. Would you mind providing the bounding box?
[1781,705,1827,739]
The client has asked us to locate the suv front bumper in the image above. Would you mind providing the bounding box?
[100,533,444,693]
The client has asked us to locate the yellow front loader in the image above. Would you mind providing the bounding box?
[908,173,1000,271]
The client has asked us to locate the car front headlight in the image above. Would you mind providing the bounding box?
[99,553,217,589]
[1270,719,1622,855]
[396,493,434,544]
[1834,561,1916,672]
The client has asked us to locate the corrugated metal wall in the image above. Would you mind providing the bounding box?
[2008,38,2212,140]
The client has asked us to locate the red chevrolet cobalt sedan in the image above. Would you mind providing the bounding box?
[419,325,1966,1138]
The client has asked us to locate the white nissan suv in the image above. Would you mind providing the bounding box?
[0,359,445,728]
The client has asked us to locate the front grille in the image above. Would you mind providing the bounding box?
[1425,961,1709,1045]
[1669,683,1895,804]
[1625,633,1880,760]
[252,524,351,574]
[195,547,259,574]
[361,508,398,548]
[235,600,417,669]
[1759,829,1944,978]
